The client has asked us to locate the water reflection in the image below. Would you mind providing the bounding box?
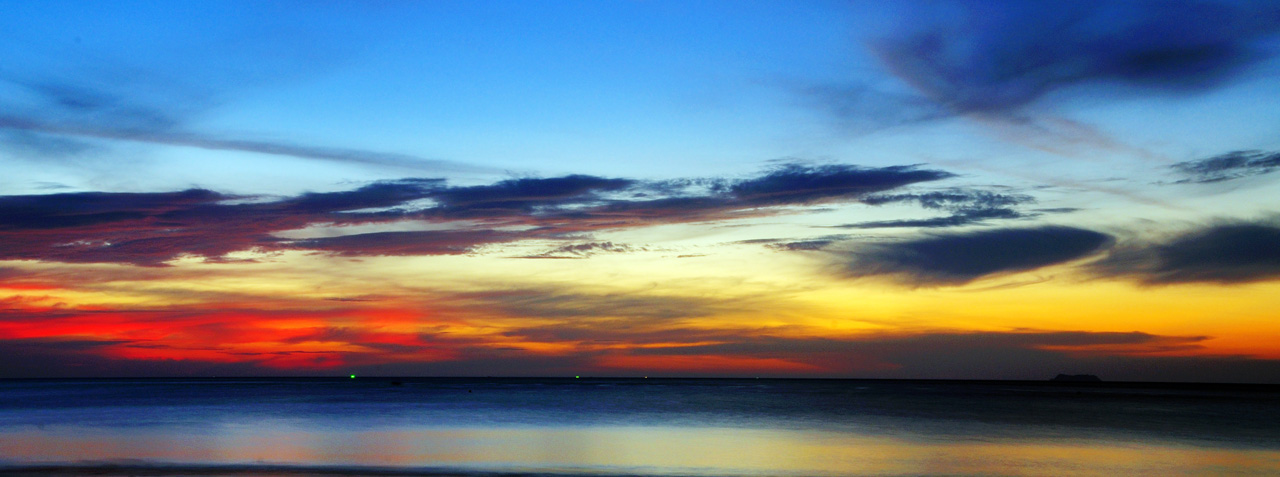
[3,424,1278,475]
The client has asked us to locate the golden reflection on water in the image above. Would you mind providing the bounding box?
[2,425,1278,475]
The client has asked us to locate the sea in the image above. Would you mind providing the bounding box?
[0,377,1277,476]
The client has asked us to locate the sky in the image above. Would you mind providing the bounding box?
[1,0,1279,381]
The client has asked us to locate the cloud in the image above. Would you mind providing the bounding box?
[276,178,444,214]
[632,330,1207,358]
[745,234,855,252]
[1171,150,1280,183]
[846,226,1113,285]
[0,189,247,266]
[458,289,725,321]
[0,338,264,378]
[769,239,842,252]
[854,331,1280,383]
[0,189,224,231]
[862,190,1033,211]
[0,130,102,158]
[517,241,642,259]
[0,280,752,377]
[845,189,1036,229]
[0,77,490,173]
[0,180,455,265]
[585,328,1280,383]
[292,230,523,256]
[0,114,488,173]
[729,164,955,205]
[507,324,734,346]
[552,164,954,232]
[0,181,457,265]
[841,210,1023,229]
[1,288,1275,382]
[1091,222,1280,284]
[429,175,635,218]
[0,163,954,266]
[0,333,291,378]
[873,0,1280,114]
[0,296,495,376]
[791,82,948,132]
[840,1,1280,158]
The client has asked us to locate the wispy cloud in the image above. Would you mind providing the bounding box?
[0,180,451,265]
[516,242,644,259]
[842,189,1036,229]
[872,0,1280,115]
[571,328,1262,381]
[457,288,728,321]
[0,77,491,173]
[1090,221,1280,284]
[729,163,954,205]
[293,230,523,257]
[0,114,489,174]
[0,163,955,266]
[0,280,746,377]
[834,0,1280,158]
[426,175,636,218]
[1170,150,1280,184]
[843,226,1113,286]
[0,277,1271,381]
[787,81,948,133]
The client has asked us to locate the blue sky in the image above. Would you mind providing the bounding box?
[3,1,872,189]
[4,1,1277,196]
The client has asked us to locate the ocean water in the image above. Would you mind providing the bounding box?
[0,378,1278,476]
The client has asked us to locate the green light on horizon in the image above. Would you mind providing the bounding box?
[350,374,356,379]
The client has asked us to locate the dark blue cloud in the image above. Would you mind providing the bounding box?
[875,0,1280,113]
[280,179,443,214]
[0,163,955,266]
[848,226,1113,285]
[1092,222,1280,284]
[0,184,450,266]
[769,239,840,252]
[862,190,1031,210]
[430,175,635,217]
[841,209,1024,229]
[846,189,1035,229]
[0,189,225,231]
[730,164,954,205]
[502,164,955,230]
[1171,150,1280,183]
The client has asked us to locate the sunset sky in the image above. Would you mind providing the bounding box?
[2,0,1279,381]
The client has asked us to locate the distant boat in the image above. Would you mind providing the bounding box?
[1051,374,1102,382]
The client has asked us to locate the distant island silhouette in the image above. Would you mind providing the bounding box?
[1051,374,1102,382]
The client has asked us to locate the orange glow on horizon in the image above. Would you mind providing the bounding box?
[1,253,1278,379]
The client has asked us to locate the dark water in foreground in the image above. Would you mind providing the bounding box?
[0,378,1278,476]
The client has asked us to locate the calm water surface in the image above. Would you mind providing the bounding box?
[0,378,1277,476]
